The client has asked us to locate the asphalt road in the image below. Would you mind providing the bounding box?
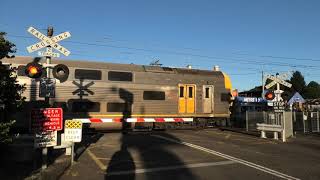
[60,129,320,180]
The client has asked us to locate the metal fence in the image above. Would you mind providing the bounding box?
[231,111,320,134]
[244,111,285,132]
[293,111,320,133]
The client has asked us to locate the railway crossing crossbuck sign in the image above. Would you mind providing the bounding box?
[26,26,71,57]
[265,74,292,89]
[265,73,292,102]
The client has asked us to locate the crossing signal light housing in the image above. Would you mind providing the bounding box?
[265,91,275,100]
[52,64,69,83]
[25,62,43,78]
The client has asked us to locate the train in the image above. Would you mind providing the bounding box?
[2,56,232,131]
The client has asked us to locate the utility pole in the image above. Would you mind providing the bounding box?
[275,73,281,102]
[42,26,53,170]
[261,70,264,98]
[45,26,53,105]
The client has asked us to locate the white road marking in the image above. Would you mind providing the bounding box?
[106,160,235,176]
[88,147,235,174]
[87,149,107,170]
[152,135,300,180]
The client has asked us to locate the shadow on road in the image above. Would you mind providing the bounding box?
[105,88,196,180]
[105,133,196,180]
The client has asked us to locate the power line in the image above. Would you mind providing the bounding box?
[67,33,320,63]
[6,34,320,69]
[63,40,320,69]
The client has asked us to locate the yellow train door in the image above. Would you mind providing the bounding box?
[178,85,187,113]
[179,84,195,113]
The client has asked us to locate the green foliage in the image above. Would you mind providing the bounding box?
[0,32,25,144]
[0,120,15,143]
[0,64,26,116]
[0,32,16,59]
[290,71,306,93]
[304,81,320,99]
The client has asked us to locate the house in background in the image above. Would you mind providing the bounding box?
[288,92,305,111]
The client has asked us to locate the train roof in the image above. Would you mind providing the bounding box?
[1,56,225,76]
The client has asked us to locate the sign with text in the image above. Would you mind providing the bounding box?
[34,130,57,148]
[273,101,285,112]
[265,74,292,89]
[237,97,266,103]
[31,108,63,131]
[26,26,71,56]
[64,120,82,142]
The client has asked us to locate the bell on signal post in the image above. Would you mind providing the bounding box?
[25,62,43,78]
[52,64,69,83]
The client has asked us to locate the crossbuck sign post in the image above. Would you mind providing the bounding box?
[265,73,292,102]
[26,26,71,170]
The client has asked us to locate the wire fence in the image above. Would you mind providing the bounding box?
[231,111,320,134]
[293,111,320,133]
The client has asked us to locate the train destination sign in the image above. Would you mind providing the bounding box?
[31,108,63,131]
[26,26,71,56]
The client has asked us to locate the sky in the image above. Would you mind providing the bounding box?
[1,0,320,91]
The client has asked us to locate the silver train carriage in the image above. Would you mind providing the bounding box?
[2,56,233,130]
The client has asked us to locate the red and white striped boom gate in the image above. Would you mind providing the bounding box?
[74,118,193,123]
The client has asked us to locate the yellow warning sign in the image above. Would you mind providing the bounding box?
[65,120,82,129]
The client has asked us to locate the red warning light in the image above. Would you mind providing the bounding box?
[265,91,275,100]
[25,62,43,78]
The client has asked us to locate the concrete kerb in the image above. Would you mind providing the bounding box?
[219,127,283,142]
[219,127,261,137]
[25,154,71,180]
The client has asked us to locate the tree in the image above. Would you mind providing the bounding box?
[0,32,16,59]
[289,71,306,94]
[303,81,320,99]
[0,32,25,143]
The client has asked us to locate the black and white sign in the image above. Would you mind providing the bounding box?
[273,101,285,112]
[34,131,57,148]
[26,26,71,56]
[265,74,292,89]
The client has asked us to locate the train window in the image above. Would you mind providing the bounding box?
[143,91,165,100]
[107,103,130,112]
[188,87,193,98]
[72,101,100,112]
[108,71,132,81]
[179,87,184,97]
[221,93,231,102]
[75,69,102,80]
[205,88,210,98]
